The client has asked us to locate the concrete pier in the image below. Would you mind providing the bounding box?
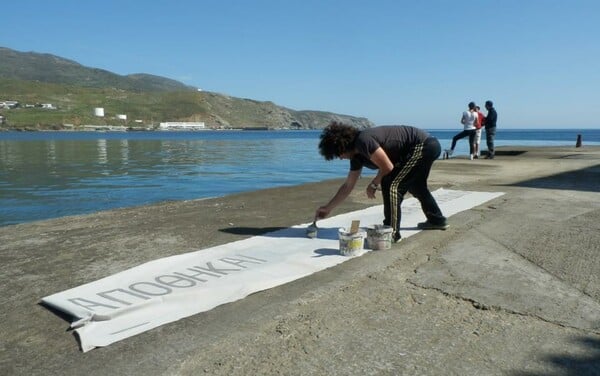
[1,146,599,375]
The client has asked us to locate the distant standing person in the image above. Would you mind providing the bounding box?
[473,105,485,158]
[446,102,477,160]
[484,100,497,159]
[314,122,448,244]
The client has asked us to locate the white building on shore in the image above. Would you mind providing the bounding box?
[159,122,206,130]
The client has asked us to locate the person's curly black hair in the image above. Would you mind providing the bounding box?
[318,121,360,160]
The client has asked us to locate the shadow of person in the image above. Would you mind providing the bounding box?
[403,226,419,231]
[219,226,341,240]
[309,227,341,240]
[219,226,287,236]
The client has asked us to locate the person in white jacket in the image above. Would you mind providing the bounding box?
[446,102,477,160]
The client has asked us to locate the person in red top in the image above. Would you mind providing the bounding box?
[474,106,486,158]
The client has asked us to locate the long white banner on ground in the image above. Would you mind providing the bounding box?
[42,189,504,352]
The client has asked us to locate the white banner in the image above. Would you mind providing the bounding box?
[42,189,503,352]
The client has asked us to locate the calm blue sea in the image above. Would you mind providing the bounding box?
[1,128,598,227]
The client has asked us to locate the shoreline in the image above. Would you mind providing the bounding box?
[0,126,303,132]
[1,146,600,375]
[2,126,600,131]
[1,145,598,229]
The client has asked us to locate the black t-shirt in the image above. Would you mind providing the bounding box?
[350,125,430,171]
[485,108,497,128]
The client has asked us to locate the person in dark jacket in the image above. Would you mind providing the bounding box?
[315,122,448,243]
[484,100,498,159]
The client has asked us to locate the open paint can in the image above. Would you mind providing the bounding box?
[366,225,393,250]
[338,228,365,256]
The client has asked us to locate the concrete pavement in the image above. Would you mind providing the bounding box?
[1,146,599,375]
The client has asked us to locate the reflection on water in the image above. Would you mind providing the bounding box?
[3,128,597,227]
[0,131,348,226]
[97,139,109,169]
[120,139,129,165]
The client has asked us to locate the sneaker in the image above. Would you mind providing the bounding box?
[469,154,474,160]
[393,233,402,243]
[417,221,449,230]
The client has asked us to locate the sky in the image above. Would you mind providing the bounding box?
[2,0,599,129]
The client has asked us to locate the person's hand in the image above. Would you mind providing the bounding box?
[315,206,331,220]
[366,183,378,199]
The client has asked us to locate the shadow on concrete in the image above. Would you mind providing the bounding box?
[503,164,600,193]
[489,150,528,157]
[511,335,600,376]
[313,248,340,257]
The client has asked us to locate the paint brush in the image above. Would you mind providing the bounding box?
[306,220,318,238]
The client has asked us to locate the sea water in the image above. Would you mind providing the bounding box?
[1,128,598,226]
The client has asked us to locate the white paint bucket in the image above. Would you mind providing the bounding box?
[338,228,365,256]
[366,225,393,250]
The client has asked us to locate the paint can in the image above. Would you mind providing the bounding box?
[338,228,365,256]
[366,225,393,250]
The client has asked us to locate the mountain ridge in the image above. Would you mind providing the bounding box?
[0,47,195,92]
[0,47,374,129]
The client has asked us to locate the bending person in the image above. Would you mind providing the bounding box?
[315,122,448,243]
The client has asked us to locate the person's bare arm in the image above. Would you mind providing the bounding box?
[366,147,394,199]
[315,169,362,219]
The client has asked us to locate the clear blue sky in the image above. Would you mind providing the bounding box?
[2,0,599,129]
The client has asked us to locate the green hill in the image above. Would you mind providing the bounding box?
[0,47,193,92]
[0,47,373,130]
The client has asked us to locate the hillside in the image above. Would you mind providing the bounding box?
[0,47,193,92]
[0,47,374,130]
